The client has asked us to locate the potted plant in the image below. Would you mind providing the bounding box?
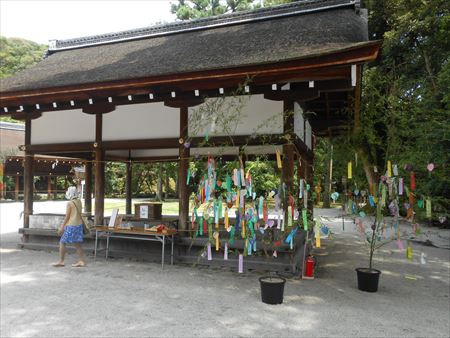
[355,174,402,293]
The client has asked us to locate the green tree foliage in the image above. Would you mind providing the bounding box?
[170,0,295,20]
[171,0,255,19]
[317,0,449,219]
[0,36,47,124]
[0,36,47,78]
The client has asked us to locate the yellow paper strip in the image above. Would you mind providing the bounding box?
[387,160,392,177]
[242,220,246,238]
[276,149,282,169]
[315,232,321,248]
[225,208,229,229]
[216,233,219,251]
[407,243,413,260]
[348,161,352,179]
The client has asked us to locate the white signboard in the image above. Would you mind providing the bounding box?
[108,208,119,228]
[139,205,149,219]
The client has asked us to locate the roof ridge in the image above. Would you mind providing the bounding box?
[49,0,356,52]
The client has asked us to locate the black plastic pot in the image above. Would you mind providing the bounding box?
[259,276,286,304]
[356,268,381,292]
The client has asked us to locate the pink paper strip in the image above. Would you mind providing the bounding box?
[396,239,404,251]
[399,178,403,195]
[238,254,243,273]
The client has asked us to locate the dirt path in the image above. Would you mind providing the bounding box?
[1,205,449,337]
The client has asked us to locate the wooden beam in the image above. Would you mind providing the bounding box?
[164,97,204,108]
[264,89,319,102]
[82,103,116,115]
[10,111,42,121]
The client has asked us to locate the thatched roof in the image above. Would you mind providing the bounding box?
[0,0,368,94]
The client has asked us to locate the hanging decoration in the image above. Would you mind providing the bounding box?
[406,242,413,260]
[224,243,228,260]
[393,164,398,176]
[207,242,212,261]
[276,149,282,169]
[238,254,244,273]
[410,172,416,191]
[347,161,352,179]
[426,199,432,219]
[387,160,392,178]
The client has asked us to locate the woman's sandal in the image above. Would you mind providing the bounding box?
[71,262,86,267]
[52,262,65,267]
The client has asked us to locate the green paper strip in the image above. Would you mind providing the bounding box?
[208,222,213,241]
[229,226,235,245]
[302,209,308,230]
[226,174,232,192]
[187,168,191,185]
[287,206,293,227]
[199,216,203,236]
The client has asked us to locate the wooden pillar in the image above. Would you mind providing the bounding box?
[24,118,33,228]
[84,161,92,213]
[178,106,189,234]
[94,113,105,225]
[296,157,303,213]
[282,101,295,224]
[53,175,58,199]
[14,176,20,201]
[47,175,52,200]
[125,161,132,215]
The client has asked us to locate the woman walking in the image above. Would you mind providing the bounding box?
[53,186,86,267]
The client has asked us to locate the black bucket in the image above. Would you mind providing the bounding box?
[356,268,381,292]
[259,276,286,304]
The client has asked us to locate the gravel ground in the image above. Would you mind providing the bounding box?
[1,202,449,337]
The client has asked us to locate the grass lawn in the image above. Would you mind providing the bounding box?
[95,199,180,216]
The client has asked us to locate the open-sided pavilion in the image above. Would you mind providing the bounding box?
[0,0,380,271]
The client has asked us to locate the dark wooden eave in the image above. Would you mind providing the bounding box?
[0,41,381,109]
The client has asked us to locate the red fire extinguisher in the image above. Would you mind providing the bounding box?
[304,256,315,279]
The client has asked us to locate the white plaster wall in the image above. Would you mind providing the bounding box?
[305,120,312,149]
[294,102,305,141]
[31,109,95,144]
[103,102,179,141]
[188,95,283,137]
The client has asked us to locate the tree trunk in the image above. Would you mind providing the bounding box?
[156,164,163,201]
[359,150,376,194]
[165,174,170,197]
[323,144,333,208]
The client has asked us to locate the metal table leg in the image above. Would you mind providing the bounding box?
[106,232,110,260]
[161,235,165,270]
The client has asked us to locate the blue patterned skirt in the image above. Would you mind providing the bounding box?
[60,225,83,244]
